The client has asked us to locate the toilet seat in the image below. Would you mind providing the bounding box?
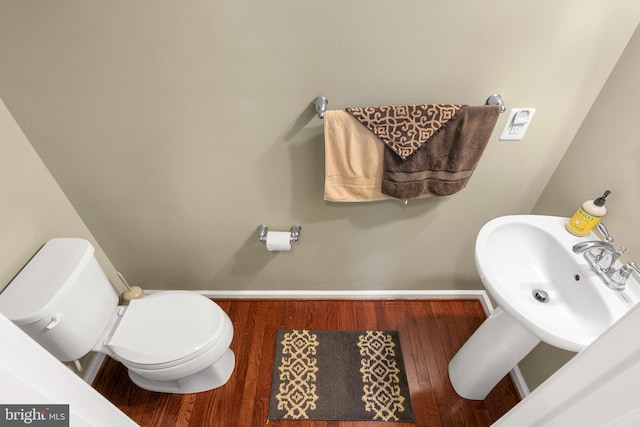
[106,292,227,369]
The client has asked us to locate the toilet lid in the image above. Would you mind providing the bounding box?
[107,292,227,366]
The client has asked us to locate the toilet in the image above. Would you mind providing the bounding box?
[0,238,235,394]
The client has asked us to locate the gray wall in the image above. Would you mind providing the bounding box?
[1,1,638,292]
[524,22,640,391]
[0,97,118,296]
[1,1,640,391]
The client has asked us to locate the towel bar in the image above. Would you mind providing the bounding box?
[313,94,506,118]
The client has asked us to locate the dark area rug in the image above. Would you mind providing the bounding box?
[268,329,415,422]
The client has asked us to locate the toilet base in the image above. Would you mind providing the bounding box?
[128,348,235,394]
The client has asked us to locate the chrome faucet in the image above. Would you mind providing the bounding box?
[572,240,615,254]
[571,223,629,290]
[572,240,618,271]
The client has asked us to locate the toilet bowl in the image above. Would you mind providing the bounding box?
[97,291,235,393]
[0,238,235,394]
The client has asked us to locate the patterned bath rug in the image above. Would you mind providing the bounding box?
[268,329,415,422]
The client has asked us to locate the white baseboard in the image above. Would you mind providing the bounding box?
[146,288,496,310]
[83,353,105,385]
[86,289,529,398]
[509,364,531,399]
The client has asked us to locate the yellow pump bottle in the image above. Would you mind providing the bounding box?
[566,190,611,236]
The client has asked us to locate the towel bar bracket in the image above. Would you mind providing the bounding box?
[314,96,328,119]
[486,94,506,113]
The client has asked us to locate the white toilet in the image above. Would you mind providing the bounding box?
[0,238,235,394]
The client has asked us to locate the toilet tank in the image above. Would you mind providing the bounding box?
[0,238,119,361]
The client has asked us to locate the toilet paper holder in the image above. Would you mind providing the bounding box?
[257,224,302,243]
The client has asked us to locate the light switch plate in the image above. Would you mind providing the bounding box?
[499,108,536,141]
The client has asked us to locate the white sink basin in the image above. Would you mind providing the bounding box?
[476,214,640,352]
[449,214,640,400]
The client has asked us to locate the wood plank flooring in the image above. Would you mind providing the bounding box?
[92,299,521,427]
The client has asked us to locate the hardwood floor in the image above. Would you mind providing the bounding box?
[92,299,521,427]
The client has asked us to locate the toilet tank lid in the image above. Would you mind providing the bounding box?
[0,238,94,324]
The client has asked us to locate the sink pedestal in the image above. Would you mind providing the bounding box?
[448,306,540,400]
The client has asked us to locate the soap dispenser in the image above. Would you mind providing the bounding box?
[566,190,611,236]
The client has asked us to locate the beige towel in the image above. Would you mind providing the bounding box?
[323,110,393,202]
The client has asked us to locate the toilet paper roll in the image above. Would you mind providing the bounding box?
[266,231,292,251]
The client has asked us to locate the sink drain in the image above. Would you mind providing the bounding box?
[532,289,550,303]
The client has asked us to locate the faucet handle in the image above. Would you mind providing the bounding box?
[597,222,614,243]
[627,261,640,277]
[609,261,640,291]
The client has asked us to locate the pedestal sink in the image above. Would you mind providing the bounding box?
[448,215,640,400]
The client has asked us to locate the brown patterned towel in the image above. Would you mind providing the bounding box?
[346,104,462,161]
[380,105,500,199]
